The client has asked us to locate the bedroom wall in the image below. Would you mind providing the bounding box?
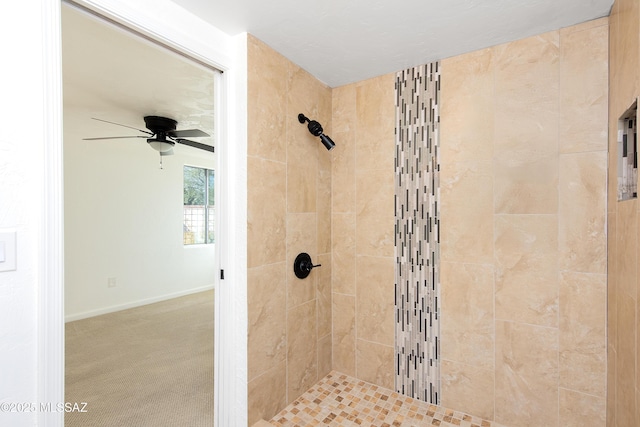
[64,113,217,320]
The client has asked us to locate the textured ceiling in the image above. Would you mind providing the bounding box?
[172,0,613,87]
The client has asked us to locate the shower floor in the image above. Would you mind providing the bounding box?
[268,371,506,427]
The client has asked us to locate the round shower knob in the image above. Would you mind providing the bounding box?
[293,252,321,279]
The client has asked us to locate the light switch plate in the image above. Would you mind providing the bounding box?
[0,231,17,272]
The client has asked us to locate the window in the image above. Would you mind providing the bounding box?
[183,166,215,245]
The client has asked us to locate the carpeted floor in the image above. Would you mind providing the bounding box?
[65,290,214,427]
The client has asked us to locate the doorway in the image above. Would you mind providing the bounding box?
[62,3,218,424]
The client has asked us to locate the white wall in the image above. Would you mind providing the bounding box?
[64,111,217,320]
[0,1,59,425]
[2,0,248,425]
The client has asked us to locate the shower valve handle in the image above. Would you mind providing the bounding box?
[294,252,321,279]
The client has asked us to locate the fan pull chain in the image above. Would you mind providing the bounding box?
[159,153,163,169]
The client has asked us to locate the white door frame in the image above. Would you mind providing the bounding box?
[41,1,248,425]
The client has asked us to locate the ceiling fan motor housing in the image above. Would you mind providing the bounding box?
[144,116,177,134]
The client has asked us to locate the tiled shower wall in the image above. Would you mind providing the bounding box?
[246,35,332,425]
[247,16,609,427]
[608,0,640,425]
[440,19,608,426]
[331,74,397,390]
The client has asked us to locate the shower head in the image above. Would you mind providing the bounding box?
[298,113,336,151]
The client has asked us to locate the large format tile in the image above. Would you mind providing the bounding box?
[355,255,394,346]
[559,21,609,154]
[355,74,395,172]
[494,214,558,327]
[287,300,318,403]
[247,157,286,268]
[248,262,287,381]
[559,388,606,427]
[440,160,494,264]
[495,321,559,427]
[355,339,395,390]
[286,213,318,308]
[559,152,607,274]
[440,48,494,165]
[248,362,287,426]
[440,261,494,369]
[331,213,356,295]
[332,295,356,376]
[559,271,606,396]
[493,33,559,215]
[355,168,395,257]
[247,35,288,161]
[441,360,494,421]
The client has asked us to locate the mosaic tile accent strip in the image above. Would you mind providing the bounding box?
[268,371,506,427]
[394,63,441,404]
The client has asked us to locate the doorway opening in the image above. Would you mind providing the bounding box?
[62,2,220,424]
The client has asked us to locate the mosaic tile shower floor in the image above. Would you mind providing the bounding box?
[268,372,507,427]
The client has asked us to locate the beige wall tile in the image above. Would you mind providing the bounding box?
[559,272,606,396]
[616,292,636,427]
[495,320,559,427]
[355,168,395,257]
[558,152,607,274]
[617,0,639,98]
[493,154,559,215]
[286,127,318,213]
[286,64,331,213]
[355,74,395,172]
[440,49,494,165]
[559,388,606,427]
[248,362,287,425]
[607,345,617,426]
[332,84,357,214]
[247,156,286,268]
[287,300,318,402]
[317,167,332,254]
[440,160,493,264]
[618,201,637,298]
[316,253,332,339]
[559,23,609,154]
[287,213,318,308]
[332,213,356,295]
[331,129,356,214]
[332,295,356,376]
[248,262,287,381]
[355,339,394,390]
[493,33,559,215]
[494,214,559,327]
[332,84,356,134]
[440,262,494,369]
[247,35,288,161]
[356,256,394,347]
[441,360,494,420]
[608,117,620,211]
[317,333,332,380]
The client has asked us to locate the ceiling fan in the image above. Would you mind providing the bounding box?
[83,116,214,156]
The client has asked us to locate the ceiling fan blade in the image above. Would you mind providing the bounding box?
[91,117,154,136]
[168,129,210,138]
[83,135,148,140]
[176,138,215,153]
[160,148,174,156]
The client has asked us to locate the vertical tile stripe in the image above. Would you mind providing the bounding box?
[394,63,441,404]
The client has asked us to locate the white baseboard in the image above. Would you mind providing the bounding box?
[64,284,215,322]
